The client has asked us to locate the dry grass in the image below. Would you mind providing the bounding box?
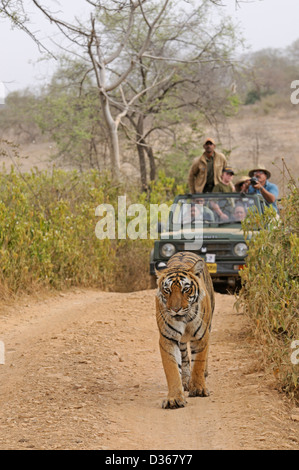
[236,184,299,403]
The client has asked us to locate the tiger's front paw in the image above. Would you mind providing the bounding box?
[162,394,186,409]
[188,383,210,398]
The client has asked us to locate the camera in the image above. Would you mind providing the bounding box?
[250,177,259,186]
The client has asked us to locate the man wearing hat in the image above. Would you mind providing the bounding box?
[188,138,228,193]
[247,165,279,213]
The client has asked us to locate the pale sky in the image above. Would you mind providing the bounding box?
[0,0,299,96]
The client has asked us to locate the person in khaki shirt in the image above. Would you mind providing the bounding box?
[188,138,227,193]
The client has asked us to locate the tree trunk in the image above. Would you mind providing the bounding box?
[100,93,121,180]
[145,144,156,181]
[137,140,147,191]
[136,115,147,191]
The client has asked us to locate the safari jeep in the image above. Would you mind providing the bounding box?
[150,192,266,289]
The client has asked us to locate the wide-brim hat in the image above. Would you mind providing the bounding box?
[248,165,271,179]
[203,137,216,147]
[234,175,251,192]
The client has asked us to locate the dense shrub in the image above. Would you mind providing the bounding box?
[0,163,181,295]
[237,185,299,402]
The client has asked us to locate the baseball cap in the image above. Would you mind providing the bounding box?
[222,166,234,175]
[203,137,216,146]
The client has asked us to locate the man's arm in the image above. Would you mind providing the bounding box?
[252,182,278,204]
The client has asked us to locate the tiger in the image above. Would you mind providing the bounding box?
[155,251,215,409]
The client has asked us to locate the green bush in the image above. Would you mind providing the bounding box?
[237,185,299,402]
[0,162,181,295]
[0,167,115,292]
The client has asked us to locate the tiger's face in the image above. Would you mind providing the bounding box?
[158,271,200,317]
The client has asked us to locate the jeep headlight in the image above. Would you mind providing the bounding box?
[234,242,248,257]
[161,243,176,258]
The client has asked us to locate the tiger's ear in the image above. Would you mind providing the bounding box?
[190,258,205,277]
[154,261,168,279]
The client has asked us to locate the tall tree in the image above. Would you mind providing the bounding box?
[0,0,246,182]
[112,1,240,187]
[1,0,171,179]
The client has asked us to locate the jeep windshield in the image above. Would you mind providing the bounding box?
[170,193,260,229]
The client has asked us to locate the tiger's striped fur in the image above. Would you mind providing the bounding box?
[155,252,215,409]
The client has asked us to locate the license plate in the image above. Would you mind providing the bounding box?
[207,263,217,273]
[206,253,216,263]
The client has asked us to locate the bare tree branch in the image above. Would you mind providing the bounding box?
[31,0,89,38]
[104,1,137,65]
[115,72,175,128]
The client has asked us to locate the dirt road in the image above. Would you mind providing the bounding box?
[0,288,298,450]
